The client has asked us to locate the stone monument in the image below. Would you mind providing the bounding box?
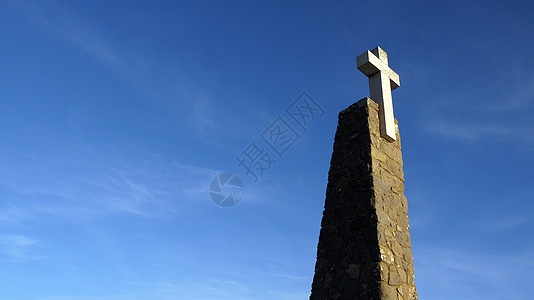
[310,47,417,299]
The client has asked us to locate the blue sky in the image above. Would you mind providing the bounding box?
[1,1,533,299]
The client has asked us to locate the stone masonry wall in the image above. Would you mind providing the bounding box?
[310,98,417,299]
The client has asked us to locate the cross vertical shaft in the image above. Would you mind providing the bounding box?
[357,46,400,142]
[370,71,396,141]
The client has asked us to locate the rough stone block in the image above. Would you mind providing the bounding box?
[310,98,417,299]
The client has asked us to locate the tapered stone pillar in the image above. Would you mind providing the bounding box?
[310,98,417,299]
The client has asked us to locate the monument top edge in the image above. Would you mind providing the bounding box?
[340,97,399,124]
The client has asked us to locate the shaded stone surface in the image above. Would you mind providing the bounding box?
[310,98,417,300]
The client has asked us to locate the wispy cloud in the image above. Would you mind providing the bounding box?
[419,96,532,142]
[425,118,515,141]
[415,244,534,299]
[8,0,123,67]
[0,205,29,229]
[34,276,308,300]
[484,73,534,112]
[0,144,220,226]
[0,234,38,261]
[470,197,534,231]
[7,0,226,142]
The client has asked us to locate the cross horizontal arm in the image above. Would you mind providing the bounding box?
[356,51,400,90]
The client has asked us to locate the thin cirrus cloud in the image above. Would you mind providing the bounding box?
[7,0,222,141]
[415,244,534,299]
[8,0,123,67]
[1,1,230,223]
[485,74,534,112]
[0,234,38,261]
[419,96,531,142]
[425,118,514,141]
[0,144,219,226]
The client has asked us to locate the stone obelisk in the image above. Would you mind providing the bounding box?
[310,47,417,299]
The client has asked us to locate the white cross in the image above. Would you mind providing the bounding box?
[356,46,400,142]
